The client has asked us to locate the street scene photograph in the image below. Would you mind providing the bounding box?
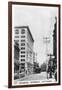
[12,4,59,85]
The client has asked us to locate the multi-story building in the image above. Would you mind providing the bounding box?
[47,17,57,79]
[53,17,57,66]
[53,17,57,80]
[14,41,19,79]
[14,26,34,75]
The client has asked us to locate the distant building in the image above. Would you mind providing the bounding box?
[53,17,57,64]
[53,17,57,72]
[14,26,34,75]
[46,17,57,79]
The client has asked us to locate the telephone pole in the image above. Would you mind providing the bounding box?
[43,37,50,78]
[47,54,55,78]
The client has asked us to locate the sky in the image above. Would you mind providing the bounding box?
[12,5,58,65]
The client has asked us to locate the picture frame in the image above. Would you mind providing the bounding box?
[8,1,61,88]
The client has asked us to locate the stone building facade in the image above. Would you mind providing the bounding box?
[14,26,34,76]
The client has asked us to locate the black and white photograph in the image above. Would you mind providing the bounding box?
[8,2,60,88]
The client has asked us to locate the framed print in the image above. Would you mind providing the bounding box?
[8,1,61,88]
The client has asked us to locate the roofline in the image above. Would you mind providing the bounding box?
[14,26,34,42]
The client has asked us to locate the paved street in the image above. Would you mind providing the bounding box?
[18,72,48,81]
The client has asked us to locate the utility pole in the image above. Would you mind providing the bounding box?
[43,37,50,79]
[47,54,55,78]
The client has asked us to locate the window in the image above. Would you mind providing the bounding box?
[21,63,25,69]
[21,63,25,66]
[21,29,25,34]
[15,36,19,38]
[21,59,25,61]
[21,47,25,49]
[21,51,25,53]
[21,40,25,42]
[21,36,25,38]
[21,67,25,69]
[21,43,25,46]
[15,30,19,34]
[21,55,25,57]
[15,40,19,43]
